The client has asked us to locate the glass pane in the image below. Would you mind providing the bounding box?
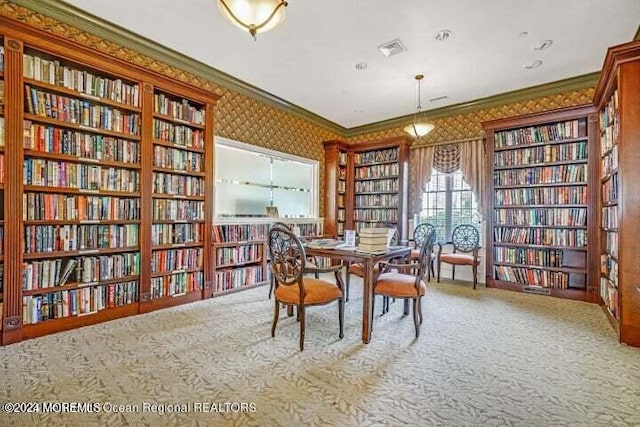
[272,188,313,218]
[216,144,270,185]
[272,158,313,190]
[215,182,270,216]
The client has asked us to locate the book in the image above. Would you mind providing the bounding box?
[306,239,344,249]
[57,259,77,287]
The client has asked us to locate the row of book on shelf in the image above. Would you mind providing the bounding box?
[493,141,587,167]
[354,163,399,179]
[494,164,587,186]
[493,227,587,247]
[150,271,202,299]
[24,159,140,191]
[494,207,587,226]
[23,281,139,324]
[494,265,571,289]
[494,120,581,148]
[354,179,398,193]
[23,193,139,221]
[354,148,398,164]
[24,224,138,253]
[494,247,576,268]
[494,186,587,205]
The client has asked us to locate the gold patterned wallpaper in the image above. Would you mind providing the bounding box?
[0,0,596,218]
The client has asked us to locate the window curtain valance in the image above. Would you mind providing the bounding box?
[411,138,487,218]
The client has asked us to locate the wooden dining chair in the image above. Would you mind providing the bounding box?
[268,221,323,299]
[411,223,436,281]
[268,225,344,351]
[373,229,435,337]
[436,224,481,289]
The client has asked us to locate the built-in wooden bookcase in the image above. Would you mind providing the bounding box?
[0,36,5,332]
[594,40,640,347]
[323,140,350,239]
[0,18,218,345]
[211,219,322,296]
[483,105,599,302]
[323,136,411,243]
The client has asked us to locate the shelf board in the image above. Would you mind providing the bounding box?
[152,165,205,177]
[143,290,202,310]
[494,181,588,189]
[216,259,263,269]
[23,185,141,198]
[493,159,588,170]
[493,136,589,152]
[153,139,204,154]
[23,150,141,170]
[150,268,203,278]
[355,175,399,182]
[493,262,587,274]
[601,227,618,232]
[602,200,618,207]
[24,219,141,225]
[23,246,140,260]
[355,219,398,223]
[493,242,587,251]
[152,242,203,250]
[213,240,266,247]
[152,193,205,201]
[22,274,140,296]
[354,159,398,167]
[493,224,587,229]
[354,191,398,195]
[152,219,205,224]
[24,113,141,141]
[153,112,205,129]
[493,204,587,209]
[600,170,618,183]
[21,303,139,340]
[354,206,398,209]
[212,280,269,297]
[24,78,142,113]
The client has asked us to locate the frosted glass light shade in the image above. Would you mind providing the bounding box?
[404,122,435,138]
[218,0,287,38]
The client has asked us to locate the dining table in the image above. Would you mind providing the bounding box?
[303,245,411,344]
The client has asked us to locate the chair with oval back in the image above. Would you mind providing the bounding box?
[268,221,324,299]
[268,225,344,351]
[373,229,436,337]
[411,223,436,280]
[436,224,481,289]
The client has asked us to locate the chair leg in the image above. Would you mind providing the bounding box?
[452,265,456,281]
[437,260,441,283]
[430,259,435,280]
[314,271,319,279]
[345,270,351,302]
[412,298,420,338]
[418,296,423,325]
[473,263,478,290]
[271,298,280,337]
[268,276,274,299]
[299,305,306,351]
[338,298,344,339]
[371,294,376,329]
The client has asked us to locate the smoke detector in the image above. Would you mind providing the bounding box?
[378,39,407,57]
[434,30,452,42]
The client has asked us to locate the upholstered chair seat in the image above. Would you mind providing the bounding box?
[274,278,343,305]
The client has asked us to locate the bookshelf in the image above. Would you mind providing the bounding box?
[146,88,207,307]
[483,105,599,302]
[0,36,4,333]
[323,140,350,239]
[594,40,640,346]
[0,19,218,345]
[212,219,323,296]
[323,136,411,243]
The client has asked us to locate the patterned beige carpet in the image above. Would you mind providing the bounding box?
[1,277,639,427]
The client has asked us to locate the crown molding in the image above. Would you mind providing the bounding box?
[12,0,599,139]
[343,72,599,137]
[10,0,347,134]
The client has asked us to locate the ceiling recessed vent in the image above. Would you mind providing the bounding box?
[429,95,449,102]
[378,39,407,58]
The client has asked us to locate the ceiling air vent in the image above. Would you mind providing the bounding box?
[429,95,449,102]
[378,39,407,58]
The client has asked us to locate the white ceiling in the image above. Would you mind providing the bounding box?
[61,0,640,129]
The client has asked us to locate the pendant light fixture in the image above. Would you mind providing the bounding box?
[403,74,435,138]
[218,0,288,40]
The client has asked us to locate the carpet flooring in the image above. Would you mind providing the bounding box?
[1,278,639,427]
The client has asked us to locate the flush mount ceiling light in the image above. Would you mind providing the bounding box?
[403,74,435,139]
[524,60,543,69]
[218,0,288,40]
[533,39,554,50]
[434,29,452,42]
